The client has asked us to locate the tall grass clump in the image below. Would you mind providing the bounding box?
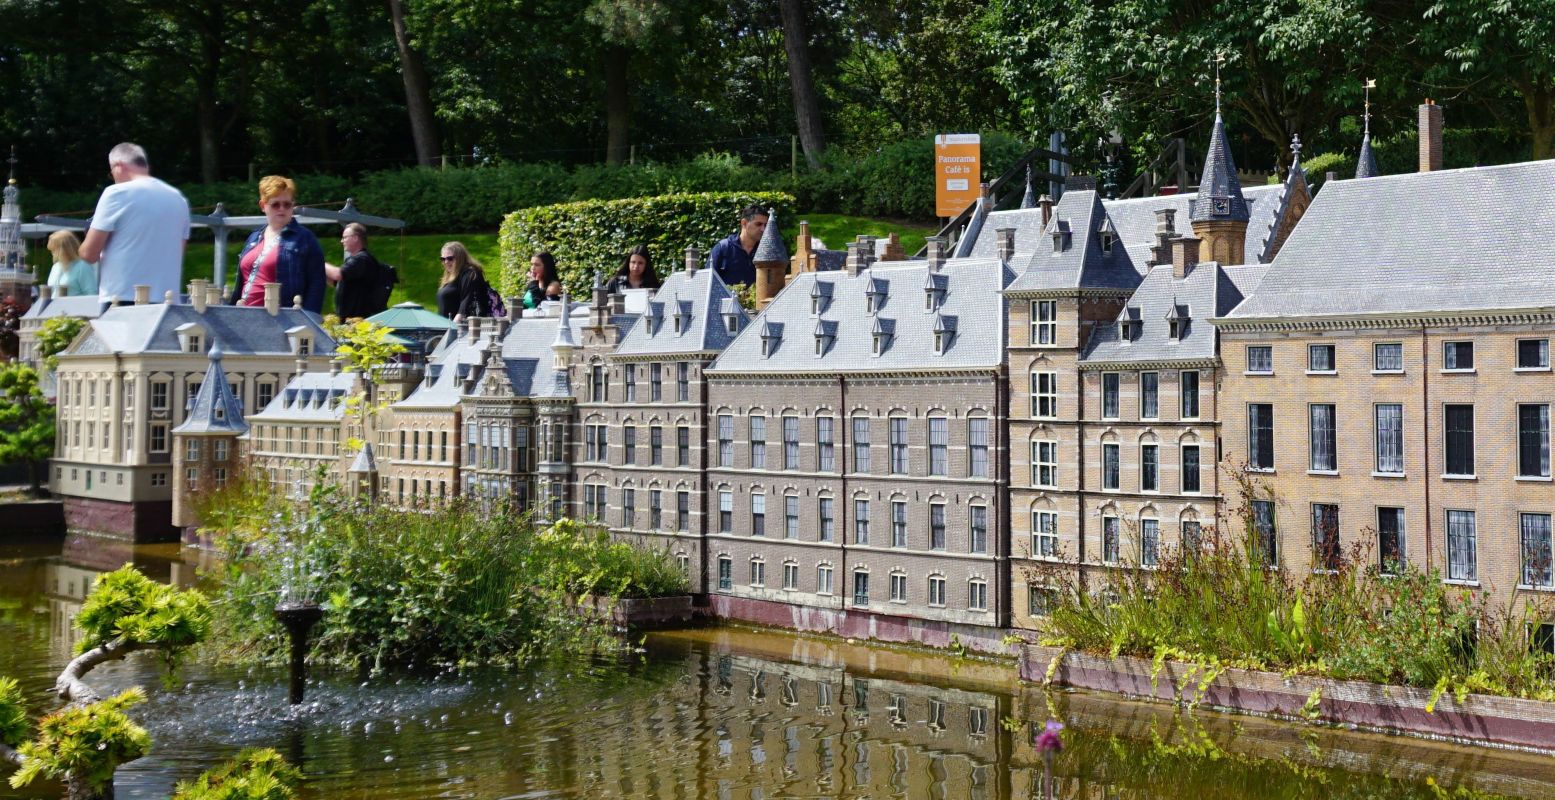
[1029,468,1555,702]
[198,475,687,672]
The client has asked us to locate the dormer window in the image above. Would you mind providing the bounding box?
[870,318,893,356]
[1118,308,1142,341]
[814,321,836,356]
[175,322,206,354]
[866,277,888,313]
[923,273,946,312]
[1166,304,1190,340]
[1097,218,1116,255]
[1100,232,1114,254]
[674,301,692,335]
[932,313,956,355]
[760,321,782,358]
[721,298,741,335]
[286,325,312,357]
[810,281,833,315]
[1050,220,1072,253]
[297,339,311,356]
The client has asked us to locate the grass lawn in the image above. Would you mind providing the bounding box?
[179,233,499,315]
[166,213,936,315]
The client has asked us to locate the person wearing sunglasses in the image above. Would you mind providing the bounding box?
[436,241,492,321]
[231,174,326,313]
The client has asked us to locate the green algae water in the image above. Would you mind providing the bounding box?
[2,536,1551,799]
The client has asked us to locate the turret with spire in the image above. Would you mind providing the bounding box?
[752,207,789,308]
[171,347,249,529]
[0,147,28,287]
[1356,78,1380,179]
[1189,54,1250,266]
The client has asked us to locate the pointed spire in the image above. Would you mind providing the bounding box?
[1287,134,1307,184]
[752,206,788,265]
[552,289,574,350]
[1355,78,1380,179]
[1190,64,1250,225]
[1020,165,1037,209]
[174,346,249,434]
[348,441,378,474]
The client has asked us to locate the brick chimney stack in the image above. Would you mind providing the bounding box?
[844,242,863,277]
[1038,194,1055,227]
[1151,208,1177,265]
[925,236,947,273]
[1170,234,1201,279]
[996,227,1016,264]
[684,245,700,276]
[1419,100,1444,172]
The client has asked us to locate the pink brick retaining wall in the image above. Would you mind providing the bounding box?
[1019,644,1555,751]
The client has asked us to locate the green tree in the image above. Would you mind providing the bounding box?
[36,316,86,371]
[0,363,54,494]
[1418,0,1555,160]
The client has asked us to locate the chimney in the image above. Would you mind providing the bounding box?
[294,357,307,377]
[1170,234,1201,278]
[879,232,905,262]
[133,285,150,305]
[263,283,280,316]
[684,245,700,276]
[56,285,68,297]
[205,284,223,307]
[1151,208,1177,265]
[510,299,524,320]
[469,316,483,341]
[844,242,864,277]
[1038,194,1055,227]
[926,236,947,272]
[979,181,992,207]
[496,318,510,339]
[38,285,52,304]
[190,279,209,312]
[611,290,625,315]
[330,357,342,376]
[995,228,1016,264]
[794,220,813,274]
[856,235,877,270]
[1419,100,1443,172]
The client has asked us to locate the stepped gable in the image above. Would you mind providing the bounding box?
[615,268,745,357]
[173,348,250,435]
[708,256,1011,374]
[1223,160,1555,320]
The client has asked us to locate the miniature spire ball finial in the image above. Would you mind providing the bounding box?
[1363,77,1376,134]
[1214,52,1225,115]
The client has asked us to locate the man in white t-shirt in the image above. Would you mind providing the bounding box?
[79,143,191,303]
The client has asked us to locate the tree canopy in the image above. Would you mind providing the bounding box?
[0,0,1547,193]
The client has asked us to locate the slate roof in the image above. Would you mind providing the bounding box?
[19,294,107,321]
[248,370,355,422]
[1223,159,1555,320]
[1081,261,1268,365]
[348,442,377,473]
[70,303,335,357]
[972,184,1288,277]
[614,268,746,357]
[1004,190,1146,293]
[709,256,1012,374]
[173,348,250,434]
[395,324,503,409]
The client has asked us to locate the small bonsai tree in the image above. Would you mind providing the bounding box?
[1,565,212,800]
[170,748,300,800]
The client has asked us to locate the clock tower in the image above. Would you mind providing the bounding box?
[1189,64,1250,266]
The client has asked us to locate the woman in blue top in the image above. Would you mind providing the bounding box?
[230,175,326,313]
[45,231,98,297]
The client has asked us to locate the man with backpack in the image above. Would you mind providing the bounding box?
[328,222,395,319]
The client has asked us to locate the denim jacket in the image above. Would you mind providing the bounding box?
[230,219,326,313]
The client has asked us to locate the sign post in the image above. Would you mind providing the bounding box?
[934,133,981,219]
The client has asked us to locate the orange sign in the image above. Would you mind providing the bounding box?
[934,133,981,218]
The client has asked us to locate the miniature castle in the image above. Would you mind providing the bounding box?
[43,101,1555,654]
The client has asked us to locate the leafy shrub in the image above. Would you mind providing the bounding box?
[1031,470,1555,701]
[36,315,87,371]
[10,688,150,794]
[790,131,1033,220]
[497,191,795,297]
[203,478,688,672]
[171,748,301,800]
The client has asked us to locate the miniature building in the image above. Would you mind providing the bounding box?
[366,301,457,353]
[703,232,1013,648]
[1217,105,1555,616]
[49,281,335,540]
[171,347,249,529]
[0,160,30,306]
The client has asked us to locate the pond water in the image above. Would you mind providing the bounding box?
[1,535,1552,799]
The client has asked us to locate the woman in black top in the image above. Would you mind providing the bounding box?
[604,244,661,293]
[436,241,492,320]
[522,251,560,309]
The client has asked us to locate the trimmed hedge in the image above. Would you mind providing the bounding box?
[790,131,1033,220]
[497,191,795,298]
